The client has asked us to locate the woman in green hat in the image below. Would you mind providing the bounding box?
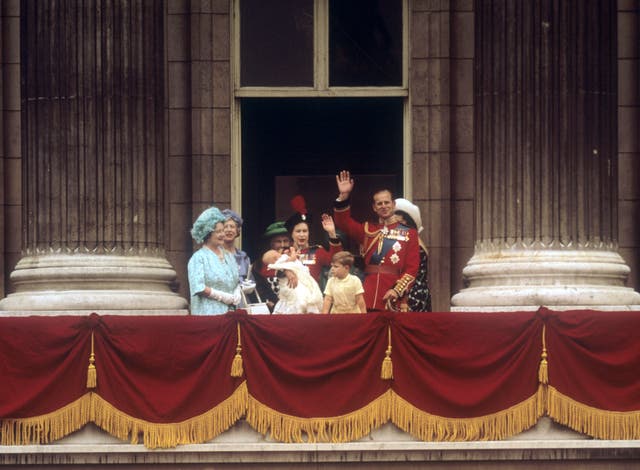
[250,221,291,312]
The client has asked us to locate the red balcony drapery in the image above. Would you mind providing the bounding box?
[540,307,640,439]
[1,309,639,448]
[389,311,544,440]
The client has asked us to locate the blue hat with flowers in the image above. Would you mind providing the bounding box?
[190,206,225,243]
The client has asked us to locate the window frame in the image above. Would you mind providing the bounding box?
[230,0,412,216]
[232,0,408,96]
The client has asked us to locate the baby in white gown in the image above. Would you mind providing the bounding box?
[262,248,324,314]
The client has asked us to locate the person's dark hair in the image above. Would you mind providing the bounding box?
[285,216,311,235]
[371,188,394,201]
[284,195,312,234]
[394,210,417,230]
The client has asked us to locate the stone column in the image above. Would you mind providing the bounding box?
[451,0,640,310]
[0,1,187,314]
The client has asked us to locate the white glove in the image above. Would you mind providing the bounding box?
[208,288,236,305]
[240,279,256,294]
[231,285,242,306]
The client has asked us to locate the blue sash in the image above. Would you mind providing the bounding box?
[369,224,410,265]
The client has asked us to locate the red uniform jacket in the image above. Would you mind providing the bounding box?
[297,243,342,282]
[334,203,420,311]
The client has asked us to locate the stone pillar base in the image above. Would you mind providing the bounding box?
[0,254,189,315]
[451,249,640,312]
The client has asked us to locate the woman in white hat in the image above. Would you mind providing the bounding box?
[393,199,432,312]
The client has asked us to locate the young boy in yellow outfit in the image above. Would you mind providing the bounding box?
[322,251,366,314]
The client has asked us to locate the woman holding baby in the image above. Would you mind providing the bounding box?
[263,195,342,314]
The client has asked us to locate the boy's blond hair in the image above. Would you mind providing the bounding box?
[332,251,354,268]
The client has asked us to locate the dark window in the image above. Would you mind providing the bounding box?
[240,0,314,87]
[241,98,404,260]
[329,0,403,86]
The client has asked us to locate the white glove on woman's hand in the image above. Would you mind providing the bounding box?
[240,279,256,294]
[208,288,236,305]
[231,285,242,306]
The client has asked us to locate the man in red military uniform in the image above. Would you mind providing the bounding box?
[333,170,420,311]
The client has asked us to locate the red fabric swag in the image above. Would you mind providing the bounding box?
[241,313,390,417]
[392,312,542,417]
[0,316,90,418]
[93,314,243,422]
[542,308,640,412]
[2,309,640,446]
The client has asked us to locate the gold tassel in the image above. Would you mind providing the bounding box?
[381,325,393,380]
[538,325,548,385]
[87,331,97,389]
[230,322,243,377]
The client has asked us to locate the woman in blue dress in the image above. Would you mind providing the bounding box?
[221,209,252,281]
[188,206,241,315]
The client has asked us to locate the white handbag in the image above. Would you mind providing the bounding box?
[240,289,271,315]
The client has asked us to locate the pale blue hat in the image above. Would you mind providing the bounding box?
[190,207,225,243]
[221,209,243,227]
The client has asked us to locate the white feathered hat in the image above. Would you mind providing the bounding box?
[394,198,423,234]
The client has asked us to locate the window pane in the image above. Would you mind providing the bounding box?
[329,0,403,87]
[240,0,314,87]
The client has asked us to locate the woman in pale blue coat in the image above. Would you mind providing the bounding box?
[188,206,241,315]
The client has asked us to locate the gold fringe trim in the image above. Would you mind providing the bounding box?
[0,394,93,445]
[91,381,249,448]
[391,387,545,441]
[246,390,393,443]
[87,331,97,389]
[537,382,548,412]
[230,321,243,378]
[547,385,640,440]
[381,325,393,380]
[9,385,640,445]
[538,325,548,385]
[1,384,249,448]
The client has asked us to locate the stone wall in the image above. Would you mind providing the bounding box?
[166,0,233,301]
[410,1,474,312]
[1,1,639,310]
[618,0,640,290]
[1,0,21,300]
